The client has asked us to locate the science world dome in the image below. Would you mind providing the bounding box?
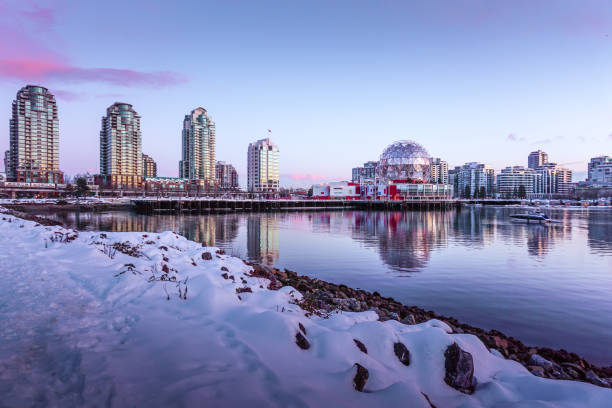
[376,140,431,182]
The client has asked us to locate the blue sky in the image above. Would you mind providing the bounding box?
[1,0,611,185]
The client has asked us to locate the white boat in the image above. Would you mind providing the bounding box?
[509,210,554,223]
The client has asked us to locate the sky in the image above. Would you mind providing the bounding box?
[1,0,611,186]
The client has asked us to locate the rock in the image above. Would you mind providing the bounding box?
[394,342,410,366]
[215,249,225,255]
[161,264,169,273]
[221,273,229,279]
[388,312,400,321]
[348,298,361,311]
[400,314,416,325]
[528,365,545,377]
[353,364,369,392]
[492,336,509,351]
[201,252,212,260]
[220,266,229,272]
[298,322,307,335]
[353,339,367,354]
[561,362,586,378]
[454,327,464,334]
[586,370,609,387]
[529,354,555,370]
[295,332,310,350]
[444,343,475,394]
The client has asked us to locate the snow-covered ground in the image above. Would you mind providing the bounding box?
[0,211,610,407]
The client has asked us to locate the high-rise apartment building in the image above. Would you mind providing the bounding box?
[179,108,216,184]
[99,102,143,189]
[528,150,548,169]
[215,161,238,189]
[497,166,542,197]
[142,154,157,178]
[456,162,495,198]
[588,156,612,185]
[535,163,572,195]
[247,138,279,193]
[430,157,449,184]
[7,85,63,183]
[351,161,378,183]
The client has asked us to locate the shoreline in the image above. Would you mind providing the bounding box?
[247,263,612,387]
[4,206,612,389]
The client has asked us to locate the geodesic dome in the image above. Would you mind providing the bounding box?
[376,140,431,182]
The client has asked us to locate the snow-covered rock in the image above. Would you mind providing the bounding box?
[0,211,611,407]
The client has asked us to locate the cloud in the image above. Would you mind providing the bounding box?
[288,173,328,181]
[53,89,81,101]
[506,133,525,142]
[0,5,186,89]
[0,59,186,88]
[20,6,56,29]
[531,135,565,145]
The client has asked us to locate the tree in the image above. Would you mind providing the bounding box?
[75,177,90,197]
[307,187,313,197]
[513,186,518,198]
[479,186,486,199]
[518,185,527,199]
[464,185,471,198]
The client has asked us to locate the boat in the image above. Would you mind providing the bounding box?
[509,210,555,223]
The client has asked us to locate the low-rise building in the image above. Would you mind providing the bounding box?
[215,161,238,189]
[588,156,612,185]
[143,154,157,178]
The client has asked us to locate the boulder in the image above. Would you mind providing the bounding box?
[201,252,212,260]
[393,342,410,366]
[586,370,610,387]
[353,364,369,392]
[400,314,417,325]
[353,339,368,354]
[444,343,475,394]
[295,332,310,350]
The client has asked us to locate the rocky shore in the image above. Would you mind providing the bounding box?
[248,263,612,388]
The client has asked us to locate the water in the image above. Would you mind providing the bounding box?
[40,206,612,365]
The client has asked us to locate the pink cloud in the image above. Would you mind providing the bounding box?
[0,58,186,88]
[289,173,327,180]
[0,5,186,89]
[53,89,80,101]
[21,6,56,29]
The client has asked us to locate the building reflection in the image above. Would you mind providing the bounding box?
[247,214,279,265]
[345,211,450,272]
[587,211,612,255]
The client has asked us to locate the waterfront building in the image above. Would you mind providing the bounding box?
[528,150,549,169]
[497,166,541,198]
[179,108,216,184]
[247,138,279,194]
[99,102,143,189]
[312,181,360,199]
[588,156,612,185]
[351,161,378,183]
[456,162,495,198]
[215,161,238,190]
[7,85,63,183]
[537,163,573,195]
[430,157,449,184]
[142,154,157,178]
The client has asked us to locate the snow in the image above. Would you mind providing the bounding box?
[0,210,610,407]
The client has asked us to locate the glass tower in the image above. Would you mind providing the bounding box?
[247,138,279,193]
[179,108,216,184]
[8,85,63,183]
[99,103,143,188]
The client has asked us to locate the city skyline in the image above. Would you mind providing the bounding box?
[1,1,611,186]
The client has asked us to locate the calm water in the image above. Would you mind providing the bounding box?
[40,206,612,365]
